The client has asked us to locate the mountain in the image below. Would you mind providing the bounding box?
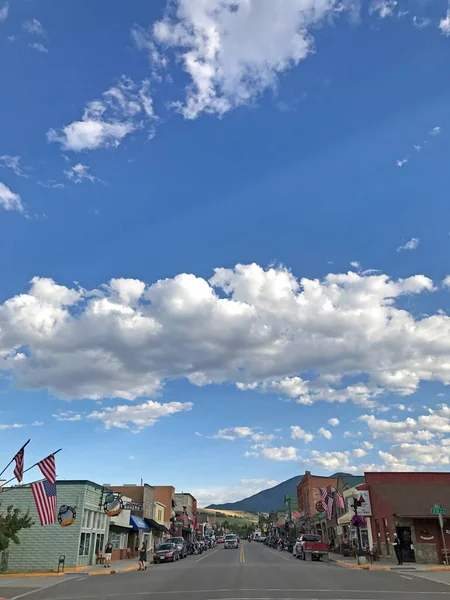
[205,475,303,513]
[205,472,355,513]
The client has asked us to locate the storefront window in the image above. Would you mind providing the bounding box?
[79,532,91,556]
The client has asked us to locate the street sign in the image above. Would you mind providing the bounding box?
[431,504,447,515]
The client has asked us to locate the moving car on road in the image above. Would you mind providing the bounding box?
[224,534,239,549]
[166,537,188,559]
[153,542,179,563]
[293,534,329,561]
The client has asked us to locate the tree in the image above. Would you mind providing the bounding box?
[0,504,33,553]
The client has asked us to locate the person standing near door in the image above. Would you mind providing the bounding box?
[393,532,403,565]
[104,540,113,568]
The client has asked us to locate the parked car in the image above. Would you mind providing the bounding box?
[153,542,179,563]
[216,536,225,544]
[293,534,329,561]
[166,537,188,559]
[224,534,239,549]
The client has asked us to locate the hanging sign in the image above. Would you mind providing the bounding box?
[58,505,76,527]
[104,492,123,517]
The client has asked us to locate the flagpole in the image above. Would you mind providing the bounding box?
[0,439,31,478]
[2,448,62,486]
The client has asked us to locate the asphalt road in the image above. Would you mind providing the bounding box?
[4,541,450,600]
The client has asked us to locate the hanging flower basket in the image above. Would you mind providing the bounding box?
[351,514,366,528]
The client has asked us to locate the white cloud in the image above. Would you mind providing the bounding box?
[353,448,367,458]
[397,237,419,252]
[52,411,82,422]
[328,418,339,427]
[47,77,154,151]
[0,423,23,430]
[142,0,356,119]
[88,400,192,430]
[350,261,360,269]
[0,3,8,23]
[370,0,397,19]
[64,163,97,184]
[0,182,24,212]
[0,264,447,404]
[29,42,48,54]
[0,156,28,178]
[318,427,332,439]
[290,425,314,443]
[430,126,441,136]
[23,18,44,35]
[260,446,298,461]
[439,10,450,36]
[396,158,408,167]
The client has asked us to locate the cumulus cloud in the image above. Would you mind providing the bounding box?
[439,10,450,36]
[318,427,332,439]
[29,42,48,53]
[138,0,356,119]
[0,182,24,212]
[23,18,44,35]
[0,155,28,177]
[0,264,447,404]
[260,446,298,461]
[47,76,154,151]
[397,237,419,252]
[88,400,192,430]
[0,3,8,22]
[64,163,97,184]
[369,0,397,18]
[290,425,314,443]
[328,418,340,427]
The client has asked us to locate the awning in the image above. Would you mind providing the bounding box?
[130,516,150,531]
[144,518,169,533]
[338,510,354,526]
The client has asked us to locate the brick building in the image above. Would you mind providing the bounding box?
[362,472,450,565]
[0,480,110,573]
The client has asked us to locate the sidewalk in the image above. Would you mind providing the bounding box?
[329,553,450,571]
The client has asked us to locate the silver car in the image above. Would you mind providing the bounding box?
[224,534,239,549]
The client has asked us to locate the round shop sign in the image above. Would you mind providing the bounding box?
[58,505,76,527]
[104,492,123,517]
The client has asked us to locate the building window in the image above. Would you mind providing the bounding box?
[79,532,91,556]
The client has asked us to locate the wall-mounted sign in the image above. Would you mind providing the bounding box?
[104,492,123,517]
[123,501,143,511]
[58,505,76,527]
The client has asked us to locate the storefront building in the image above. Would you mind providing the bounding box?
[362,472,450,564]
[0,480,110,573]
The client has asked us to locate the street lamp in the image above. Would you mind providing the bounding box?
[350,490,363,566]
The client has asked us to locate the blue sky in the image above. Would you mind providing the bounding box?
[2,0,450,506]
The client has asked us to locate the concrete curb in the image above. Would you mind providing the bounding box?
[335,560,450,572]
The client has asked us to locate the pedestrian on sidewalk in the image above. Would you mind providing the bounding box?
[393,532,403,565]
[138,543,147,571]
[104,540,113,568]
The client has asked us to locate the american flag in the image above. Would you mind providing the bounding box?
[320,488,328,512]
[13,448,25,484]
[337,492,345,509]
[31,479,57,526]
[37,454,56,485]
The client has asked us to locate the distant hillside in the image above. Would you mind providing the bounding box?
[204,472,355,513]
[205,475,302,513]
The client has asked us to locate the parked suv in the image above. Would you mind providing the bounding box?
[166,537,188,559]
[224,534,239,549]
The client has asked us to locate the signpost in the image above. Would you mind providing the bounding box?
[431,504,448,566]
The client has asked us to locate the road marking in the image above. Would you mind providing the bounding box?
[265,547,291,561]
[195,548,221,562]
